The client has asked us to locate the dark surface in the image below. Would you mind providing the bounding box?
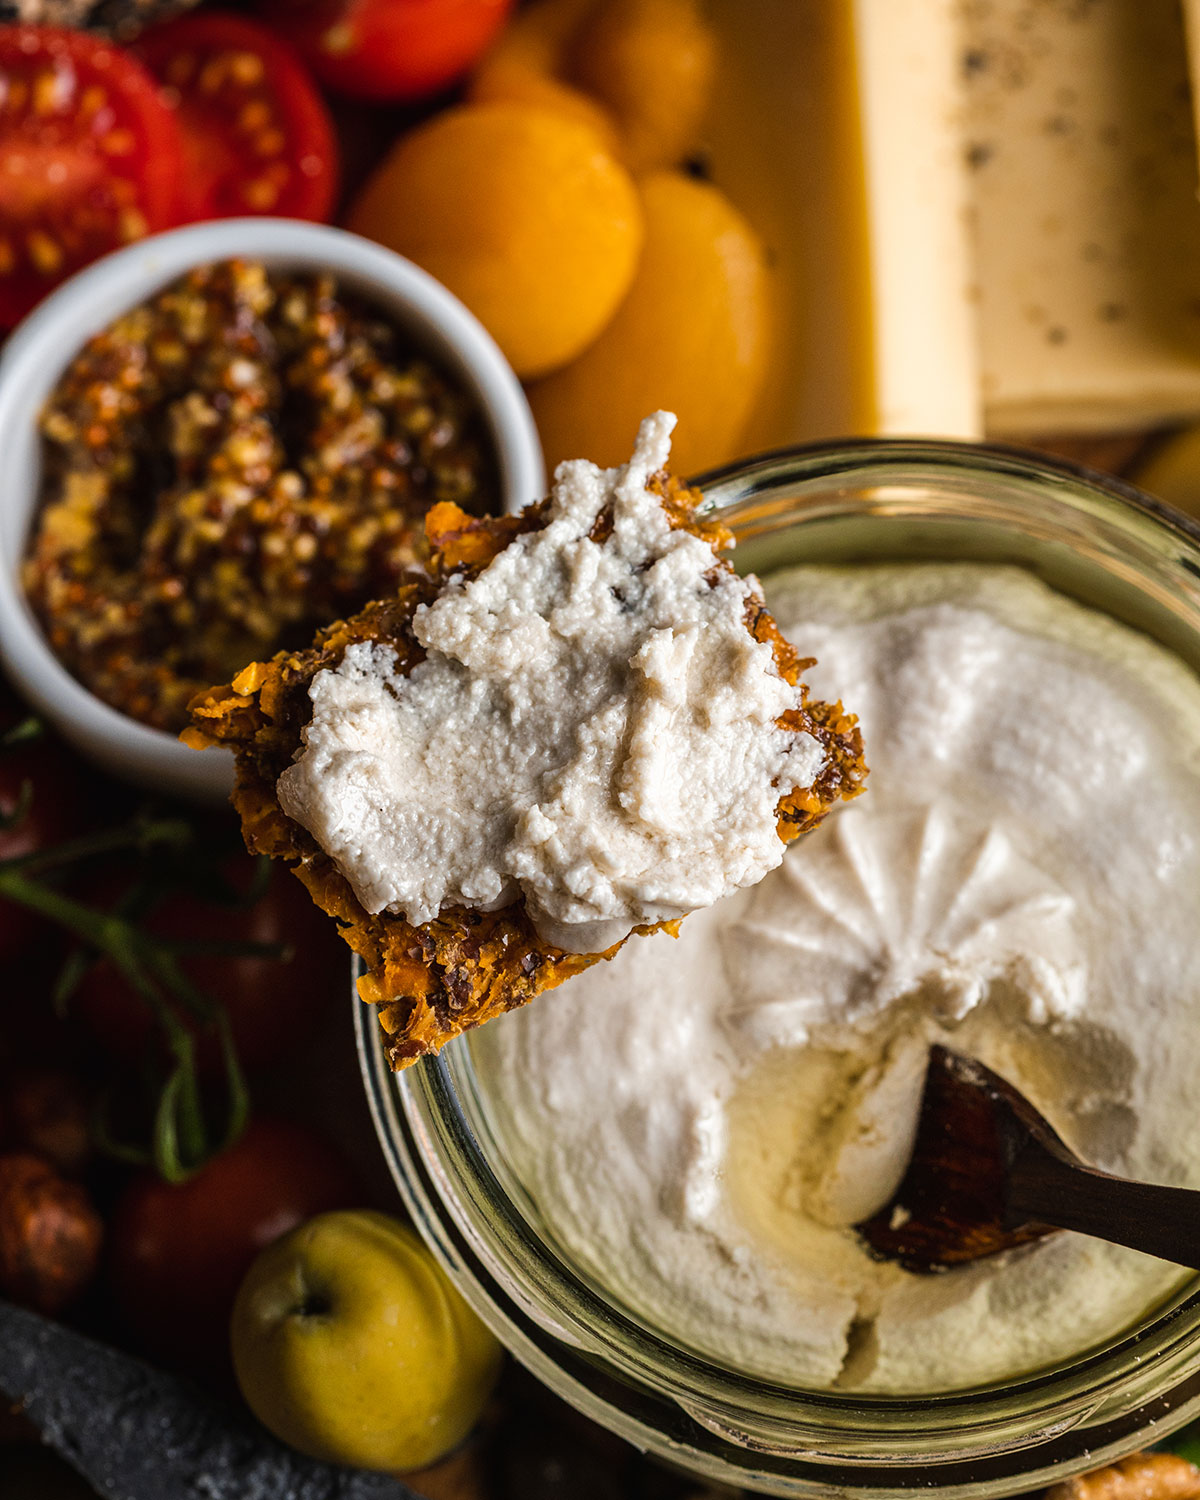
[0,1301,415,1500]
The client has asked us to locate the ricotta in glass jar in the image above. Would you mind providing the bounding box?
[472,561,1200,1392]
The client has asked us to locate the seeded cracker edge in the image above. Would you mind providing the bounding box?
[186,473,867,1070]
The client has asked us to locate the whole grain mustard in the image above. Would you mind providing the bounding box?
[24,259,497,731]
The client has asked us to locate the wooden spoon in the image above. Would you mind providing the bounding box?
[855,1044,1200,1274]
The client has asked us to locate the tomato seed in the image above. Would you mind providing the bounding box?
[228,52,264,85]
[26,231,62,275]
[118,209,147,242]
[238,99,270,132]
[101,128,135,155]
[198,56,227,94]
[321,23,354,57]
[242,178,278,210]
[33,68,63,115]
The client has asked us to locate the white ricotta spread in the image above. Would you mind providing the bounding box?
[276,413,823,952]
[472,563,1200,1391]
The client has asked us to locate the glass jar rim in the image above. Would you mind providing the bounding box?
[693,433,1200,546]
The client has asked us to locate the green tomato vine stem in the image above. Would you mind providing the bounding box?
[0,814,254,1182]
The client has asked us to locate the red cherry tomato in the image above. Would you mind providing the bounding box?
[133,10,338,222]
[75,861,346,1077]
[0,1066,92,1175]
[257,0,515,102]
[0,738,83,860]
[0,736,92,962]
[0,26,183,328]
[107,1116,362,1375]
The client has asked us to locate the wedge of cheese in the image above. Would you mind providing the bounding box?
[704,0,1200,447]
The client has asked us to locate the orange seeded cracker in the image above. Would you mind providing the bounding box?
[188,467,865,1070]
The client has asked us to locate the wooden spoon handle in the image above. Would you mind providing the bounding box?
[1009,1140,1200,1270]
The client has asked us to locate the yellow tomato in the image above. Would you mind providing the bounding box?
[347,102,642,380]
[470,0,715,173]
[568,0,716,172]
[527,169,771,479]
[468,0,620,153]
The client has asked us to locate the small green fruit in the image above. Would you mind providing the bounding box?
[231,1209,501,1472]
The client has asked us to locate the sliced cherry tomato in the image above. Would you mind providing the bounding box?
[133,10,338,223]
[74,858,346,1077]
[0,25,183,328]
[257,0,515,102]
[107,1116,362,1376]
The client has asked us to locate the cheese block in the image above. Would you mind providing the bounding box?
[705,0,981,446]
[684,0,1200,447]
[966,0,1200,435]
[850,0,981,439]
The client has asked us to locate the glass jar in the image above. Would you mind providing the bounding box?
[355,439,1200,1499]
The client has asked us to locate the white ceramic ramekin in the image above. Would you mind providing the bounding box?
[0,218,545,802]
